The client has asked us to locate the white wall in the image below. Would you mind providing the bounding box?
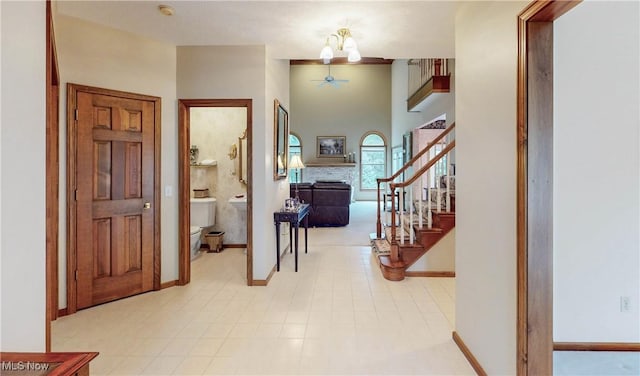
[54,15,178,307]
[265,49,292,277]
[391,59,455,148]
[407,230,455,272]
[177,46,289,281]
[0,0,47,351]
[454,2,526,374]
[554,1,640,342]
[289,64,391,200]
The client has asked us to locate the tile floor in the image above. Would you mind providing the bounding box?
[52,201,474,375]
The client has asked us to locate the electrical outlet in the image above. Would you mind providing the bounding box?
[620,296,631,312]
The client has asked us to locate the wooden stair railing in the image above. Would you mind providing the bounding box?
[373,124,456,281]
[376,122,455,238]
[407,59,452,111]
[386,141,456,264]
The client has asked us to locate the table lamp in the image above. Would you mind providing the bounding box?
[289,154,305,200]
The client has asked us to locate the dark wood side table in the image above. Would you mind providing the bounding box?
[274,203,310,272]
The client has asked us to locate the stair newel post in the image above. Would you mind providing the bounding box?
[376,179,382,238]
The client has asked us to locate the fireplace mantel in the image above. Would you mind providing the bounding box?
[302,163,358,202]
[305,163,356,167]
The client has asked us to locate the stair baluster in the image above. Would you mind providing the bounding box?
[373,124,456,281]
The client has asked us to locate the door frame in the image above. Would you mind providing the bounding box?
[66,83,162,315]
[177,99,253,286]
[45,0,59,351]
[516,1,581,374]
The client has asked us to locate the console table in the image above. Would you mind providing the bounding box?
[274,203,310,272]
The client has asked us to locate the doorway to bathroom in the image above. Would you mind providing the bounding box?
[178,99,253,285]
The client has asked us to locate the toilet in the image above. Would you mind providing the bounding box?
[190,197,217,259]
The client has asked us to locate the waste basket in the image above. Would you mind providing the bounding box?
[204,231,224,253]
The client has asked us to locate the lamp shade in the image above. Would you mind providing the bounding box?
[289,155,305,169]
[347,48,361,62]
[342,36,357,52]
[319,43,334,60]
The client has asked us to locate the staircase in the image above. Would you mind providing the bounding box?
[371,123,456,281]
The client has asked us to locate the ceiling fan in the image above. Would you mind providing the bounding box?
[312,64,349,88]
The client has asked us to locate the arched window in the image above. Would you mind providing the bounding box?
[360,132,386,190]
[289,133,302,183]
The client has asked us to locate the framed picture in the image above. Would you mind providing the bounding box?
[273,99,288,180]
[317,136,346,158]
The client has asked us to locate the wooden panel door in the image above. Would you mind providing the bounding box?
[75,91,155,309]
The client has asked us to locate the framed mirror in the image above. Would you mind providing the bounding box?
[238,129,248,184]
[273,99,288,180]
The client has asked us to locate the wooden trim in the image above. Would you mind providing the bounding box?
[290,57,394,65]
[0,352,99,376]
[178,102,189,285]
[160,280,178,289]
[392,141,455,189]
[404,271,455,278]
[178,99,253,286]
[407,75,451,111]
[223,244,247,249]
[66,85,78,315]
[153,91,162,291]
[517,2,582,375]
[45,0,60,352]
[66,83,162,314]
[526,1,580,22]
[378,123,455,184]
[252,265,277,286]
[452,331,488,376]
[554,342,640,352]
[57,308,68,318]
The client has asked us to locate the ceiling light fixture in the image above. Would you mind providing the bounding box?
[158,5,174,16]
[319,27,361,64]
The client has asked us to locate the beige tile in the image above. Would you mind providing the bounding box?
[172,356,212,375]
[279,323,306,338]
[216,338,248,357]
[160,338,198,356]
[109,356,153,375]
[140,356,183,375]
[50,202,477,376]
[202,322,234,338]
[254,323,283,338]
[202,356,238,375]
[189,338,224,356]
[285,310,309,324]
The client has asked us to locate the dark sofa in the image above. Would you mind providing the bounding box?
[290,181,351,226]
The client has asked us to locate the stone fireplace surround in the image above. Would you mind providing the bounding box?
[300,163,357,202]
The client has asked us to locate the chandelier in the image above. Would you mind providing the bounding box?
[319,28,361,64]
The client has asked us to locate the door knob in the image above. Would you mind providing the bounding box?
[143,202,151,209]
